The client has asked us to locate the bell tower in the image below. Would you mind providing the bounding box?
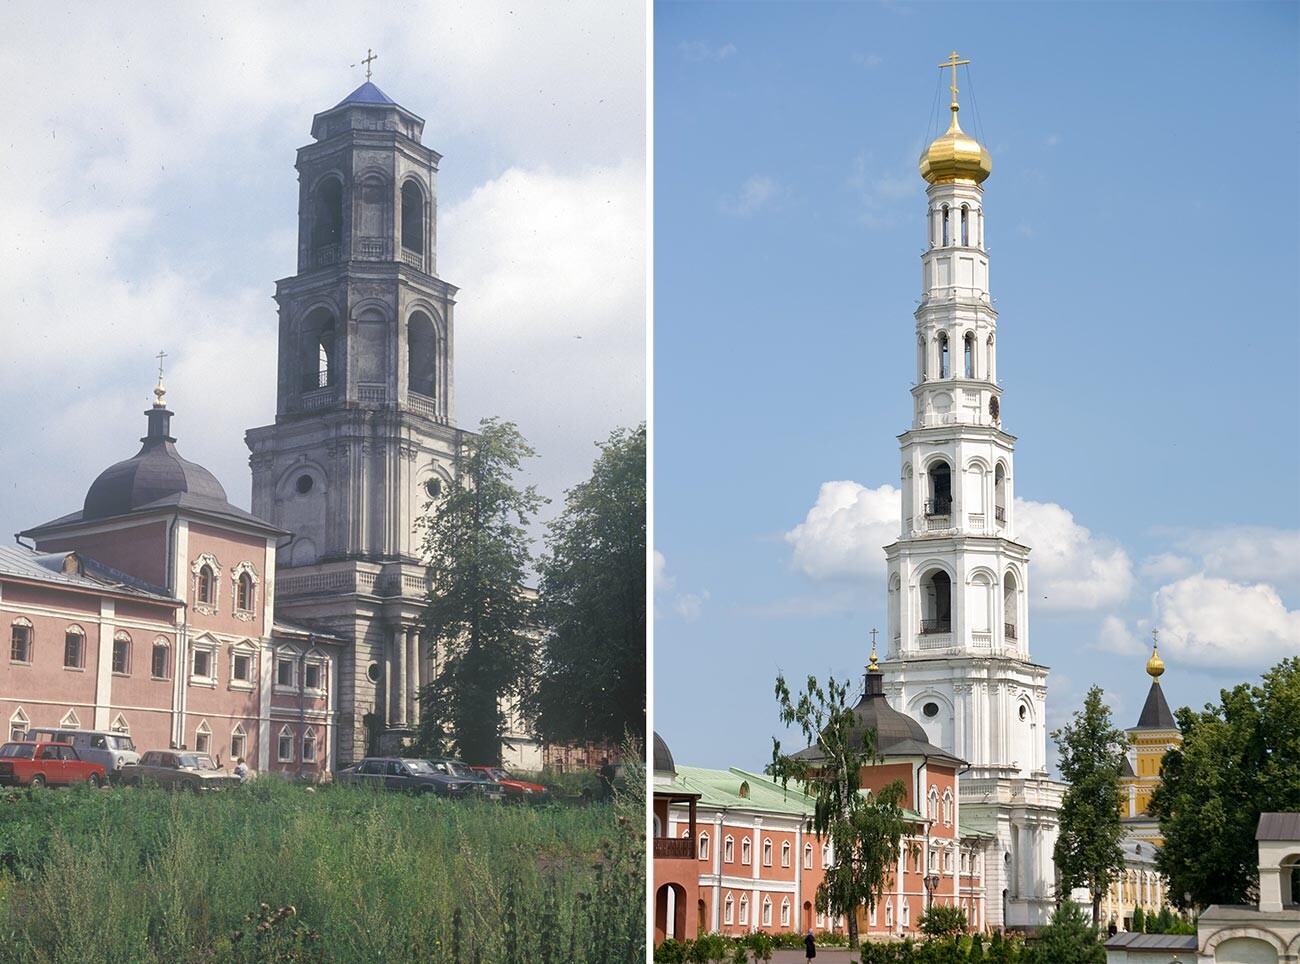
[877,54,1062,929]
[246,78,462,764]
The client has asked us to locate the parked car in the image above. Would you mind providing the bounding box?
[426,759,506,801]
[470,765,550,803]
[0,741,107,788]
[25,728,140,782]
[335,757,478,798]
[119,750,240,791]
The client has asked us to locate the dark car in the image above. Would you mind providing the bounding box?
[426,758,506,801]
[335,757,478,797]
[120,750,240,791]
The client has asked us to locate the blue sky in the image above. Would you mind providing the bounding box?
[652,1,1300,773]
[0,3,645,552]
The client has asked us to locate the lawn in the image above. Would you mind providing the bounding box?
[0,777,644,963]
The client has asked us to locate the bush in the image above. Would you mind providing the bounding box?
[1027,902,1105,964]
[1131,905,1145,933]
[919,905,969,937]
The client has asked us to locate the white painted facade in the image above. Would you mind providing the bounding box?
[879,155,1063,930]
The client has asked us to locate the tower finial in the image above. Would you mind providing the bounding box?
[153,350,168,408]
[939,50,972,123]
[1146,629,1165,679]
[868,627,880,673]
[362,48,378,82]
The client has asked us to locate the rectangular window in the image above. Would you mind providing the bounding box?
[277,732,293,763]
[304,663,322,690]
[230,731,246,760]
[112,639,130,674]
[192,649,211,678]
[276,658,294,688]
[232,653,252,682]
[63,632,83,669]
[10,625,31,663]
[195,732,210,754]
[9,727,25,742]
[302,734,317,763]
[151,645,169,679]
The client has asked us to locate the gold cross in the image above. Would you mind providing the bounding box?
[155,350,167,380]
[1152,628,1159,647]
[362,48,378,82]
[939,50,971,108]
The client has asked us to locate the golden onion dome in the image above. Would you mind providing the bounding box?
[1146,643,1165,679]
[919,106,991,185]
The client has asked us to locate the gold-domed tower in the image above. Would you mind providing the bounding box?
[919,52,992,186]
[1121,632,1181,836]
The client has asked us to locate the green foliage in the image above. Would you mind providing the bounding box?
[532,424,646,748]
[654,939,688,963]
[918,904,969,936]
[770,673,912,948]
[1149,656,1300,909]
[414,418,544,765]
[1143,905,1195,935]
[1051,686,1127,925]
[742,931,775,961]
[1130,904,1145,933]
[967,933,985,961]
[0,780,637,962]
[1026,900,1105,964]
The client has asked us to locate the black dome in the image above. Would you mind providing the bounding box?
[846,677,930,754]
[653,731,676,776]
[83,407,228,520]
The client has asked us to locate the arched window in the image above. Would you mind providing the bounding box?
[762,837,773,866]
[885,900,893,928]
[821,843,831,869]
[230,723,247,761]
[994,464,1007,525]
[9,707,29,742]
[741,838,752,865]
[938,332,950,378]
[724,894,734,924]
[63,625,85,669]
[986,334,996,382]
[302,728,317,764]
[301,308,336,392]
[901,899,910,927]
[312,177,343,261]
[804,843,813,869]
[739,895,749,926]
[928,786,940,821]
[408,310,437,400]
[195,720,211,755]
[112,631,131,675]
[920,569,953,635]
[943,789,954,826]
[781,841,791,867]
[960,205,969,246]
[357,173,388,241]
[401,180,424,255]
[762,896,772,927]
[1004,571,1019,642]
[918,336,927,381]
[236,572,254,612]
[197,566,215,605]
[724,835,734,863]
[277,725,294,763]
[10,617,33,663]
[780,897,791,927]
[941,205,950,246]
[698,832,710,862]
[926,461,952,517]
[964,332,975,378]
[151,638,170,679]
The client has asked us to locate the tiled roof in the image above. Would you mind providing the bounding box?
[0,544,177,602]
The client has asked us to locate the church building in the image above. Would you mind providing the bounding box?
[876,54,1063,929]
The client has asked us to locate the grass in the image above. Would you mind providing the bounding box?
[0,774,644,963]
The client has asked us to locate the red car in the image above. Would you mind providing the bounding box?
[0,742,107,788]
[470,766,549,802]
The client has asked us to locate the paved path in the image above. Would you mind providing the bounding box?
[765,950,857,963]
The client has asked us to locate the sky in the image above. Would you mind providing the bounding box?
[0,2,645,554]
[652,1,1300,775]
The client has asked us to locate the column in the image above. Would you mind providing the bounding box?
[391,625,408,728]
[406,628,420,726]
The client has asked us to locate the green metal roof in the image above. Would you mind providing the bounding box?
[668,765,924,822]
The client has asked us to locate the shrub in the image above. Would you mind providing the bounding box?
[919,905,969,937]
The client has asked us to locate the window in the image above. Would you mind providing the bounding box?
[10,619,32,663]
[943,789,954,826]
[724,894,734,925]
[964,332,975,378]
[151,639,170,679]
[112,632,131,674]
[197,566,215,605]
[230,724,247,761]
[232,651,253,684]
[60,709,80,729]
[236,573,254,612]
[192,648,213,680]
[804,843,813,869]
[781,841,791,867]
[761,896,772,927]
[928,786,940,821]
[938,333,950,378]
[885,901,893,928]
[870,902,877,926]
[821,844,831,869]
[276,656,296,689]
[762,837,772,866]
[400,180,424,254]
[194,721,211,755]
[304,661,323,691]
[111,714,129,736]
[818,911,826,929]
[698,832,710,862]
[9,708,28,742]
[960,205,969,246]
[277,726,294,763]
[943,849,953,873]
[724,836,734,864]
[408,310,438,399]
[739,896,749,926]
[901,900,910,928]
[741,838,752,865]
[941,205,950,246]
[780,898,791,927]
[63,626,85,669]
[302,729,317,764]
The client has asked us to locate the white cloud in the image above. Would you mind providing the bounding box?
[1174,527,1300,592]
[1155,574,1300,668]
[653,551,709,622]
[653,550,674,593]
[1015,498,1134,610]
[678,41,737,63]
[673,592,711,621]
[1140,553,1195,583]
[1096,615,1143,656]
[785,481,900,581]
[720,175,778,217]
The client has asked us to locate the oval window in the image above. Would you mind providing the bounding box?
[296,474,314,494]
[923,702,939,718]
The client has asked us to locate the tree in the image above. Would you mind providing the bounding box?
[531,425,645,747]
[1148,656,1300,909]
[413,418,543,765]
[918,904,968,937]
[769,673,913,949]
[1051,686,1127,926]
[1027,900,1104,964]
[1129,905,1144,933]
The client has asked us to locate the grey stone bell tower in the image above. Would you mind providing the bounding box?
[246,81,462,765]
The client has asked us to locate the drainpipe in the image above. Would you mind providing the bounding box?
[13,534,33,550]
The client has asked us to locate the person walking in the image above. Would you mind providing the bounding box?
[804,928,816,959]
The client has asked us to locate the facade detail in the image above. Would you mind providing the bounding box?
[879,57,1062,929]
[244,82,471,765]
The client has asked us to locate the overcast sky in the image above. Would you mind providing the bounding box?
[652,1,1300,775]
[0,2,645,550]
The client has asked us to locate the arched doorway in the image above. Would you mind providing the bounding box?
[654,883,687,943]
[802,900,813,932]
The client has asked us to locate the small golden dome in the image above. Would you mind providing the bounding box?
[919,107,991,185]
[1146,644,1165,679]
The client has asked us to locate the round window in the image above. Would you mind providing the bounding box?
[1018,705,1028,721]
[424,479,442,498]
[295,474,314,495]
[923,702,939,718]
[367,663,381,683]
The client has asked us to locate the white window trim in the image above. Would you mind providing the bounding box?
[63,624,86,671]
[724,894,734,925]
[10,617,33,665]
[274,648,301,694]
[276,724,294,763]
[111,630,132,676]
[761,896,772,927]
[741,838,752,865]
[781,841,791,867]
[191,552,222,614]
[189,637,218,688]
[780,897,790,927]
[739,895,749,926]
[9,707,29,742]
[230,561,260,621]
[698,831,710,862]
[762,837,772,867]
[804,843,813,869]
[60,709,81,729]
[194,720,212,755]
[110,713,130,735]
[302,727,318,763]
[230,723,248,760]
[151,637,171,680]
[229,640,257,690]
[724,835,734,863]
[302,650,327,695]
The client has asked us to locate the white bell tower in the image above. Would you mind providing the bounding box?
[878,53,1063,930]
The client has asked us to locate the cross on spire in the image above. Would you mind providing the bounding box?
[939,50,971,110]
[868,627,880,673]
[153,350,168,408]
[1152,628,1159,648]
[362,48,378,82]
